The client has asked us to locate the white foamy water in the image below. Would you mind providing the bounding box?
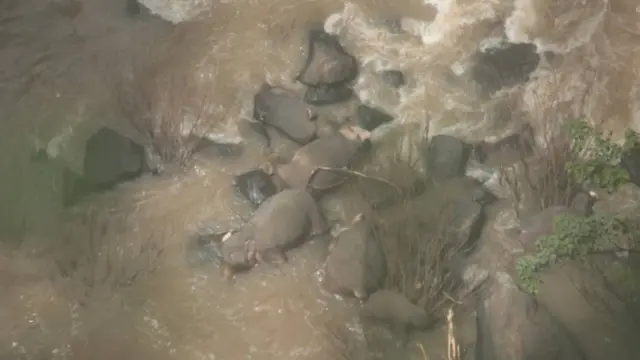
[1,0,640,358]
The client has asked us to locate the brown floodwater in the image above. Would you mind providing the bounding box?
[1,0,640,359]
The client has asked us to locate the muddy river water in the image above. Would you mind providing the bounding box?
[1,0,640,359]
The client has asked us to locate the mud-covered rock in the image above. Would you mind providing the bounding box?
[220,189,328,274]
[360,290,431,330]
[322,214,386,299]
[380,70,405,88]
[356,105,394,131]
[296,29,358,87]
[233,169,278,208]
[253,84,317,144]
[304,85,353,105]
[471,42,540,95]
[423,134,471,181]
[274,126,371,191]
[475,272,586,360]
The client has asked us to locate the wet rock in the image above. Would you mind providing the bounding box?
[360,290,431,331]
[253,84,317,144]
[64,127,147,205]
[304,85,353,105]
[447,186,488,251]
[458,264,490,298]
[380,70,406,88]
[185,135,243,158]
[620,147,640,188]
[471,126,535,166]
[220,189,328,275]
[84,127,146,186]
[296,29,358,87]
[322,214,386,299]
[471,42,540,95]
[475,272,586,360]
[232,169,278,208]
[356,105,394,131]
[274,126,371,192]
[423,134,471,181]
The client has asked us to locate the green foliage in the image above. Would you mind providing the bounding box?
[566,120,640,193]
[516,213,638,294]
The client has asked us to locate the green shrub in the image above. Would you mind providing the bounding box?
[566,120,640,193]
[516,213,638,293]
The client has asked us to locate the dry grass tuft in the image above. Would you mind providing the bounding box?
[499,93,582,218]
[355,153,468,321]
[50,207,167,306]
[107,54,218,166]
[500,131,579,218]
[372,197,465,320]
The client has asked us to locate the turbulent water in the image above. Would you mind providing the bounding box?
[1,0,640,359]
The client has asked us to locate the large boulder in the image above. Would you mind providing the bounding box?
[423,135,471,181]
[475,273,586,360]
[296,29,358,87]
[356,105,394,132]
[470,42,540,95]
[63,127,150,205]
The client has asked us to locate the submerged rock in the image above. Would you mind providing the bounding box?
[296,28,358,87]
[380,70,406,88]
[423,134,471,181]
[471,42,540,95]
[304,85,353,105]
[253,84,317,144]
[232,169,278,208]
[356,105,394,131]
